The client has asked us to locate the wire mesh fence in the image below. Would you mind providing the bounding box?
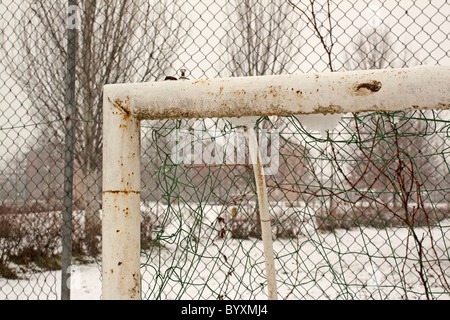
[0,0,450,299]
[139,112,450,300]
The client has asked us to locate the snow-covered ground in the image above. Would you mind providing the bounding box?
[1,217,449,300]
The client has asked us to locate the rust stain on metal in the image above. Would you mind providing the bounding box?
[313,105,343,114]
[255,152,266,194]
[351,80,382,96]
[192,79,211,86]
[108,96,131,120]
[103,190,141,195]
[438,103,450,109]
[140,106,192,120]
[253,85,284,100]
[129,272,140,298]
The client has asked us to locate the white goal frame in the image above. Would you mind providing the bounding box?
[102,65,450,300]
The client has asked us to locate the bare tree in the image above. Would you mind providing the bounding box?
[2,0,188,241]
[345,27,423,71]
[225,0,302,77]
[345,27,398,71]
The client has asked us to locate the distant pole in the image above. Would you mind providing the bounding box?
[61,0,78,300]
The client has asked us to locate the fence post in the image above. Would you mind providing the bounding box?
[102,95,141,300]
[61,0,77,300]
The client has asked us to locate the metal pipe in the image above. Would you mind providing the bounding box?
[61,0,77,300]
[102,95,141,300]
[245,127,278,300]
[104,66,450,121]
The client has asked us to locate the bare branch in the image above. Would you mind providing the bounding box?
[289,0,334,71]
[225,0,301,76]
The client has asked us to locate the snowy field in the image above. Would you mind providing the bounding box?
[1,216,449,300]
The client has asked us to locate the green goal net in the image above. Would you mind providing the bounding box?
[139,111,450,299]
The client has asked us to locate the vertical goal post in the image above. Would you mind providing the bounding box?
[102,65,450,300]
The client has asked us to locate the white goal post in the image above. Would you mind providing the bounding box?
[102,65,450,300]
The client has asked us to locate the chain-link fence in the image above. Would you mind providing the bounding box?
[0,0,449,299]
